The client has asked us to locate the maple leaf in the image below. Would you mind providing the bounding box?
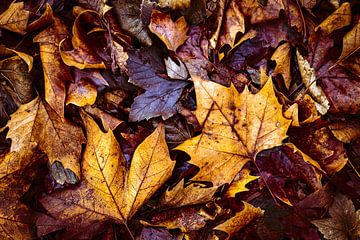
[33,16,72,117]
[59,10,106,69]
[0,97,85,183]
[127,52,188,121]
[149,10,189,52]
[175,77,291,187]
[0,1,29,35]
[226,168,259,198]
[38,113,175,237]
[312,193,360,240]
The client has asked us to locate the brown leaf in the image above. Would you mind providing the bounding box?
[84,106,123,131]
[271,43,292,89]
[0,1,29,35]
[212,202,263,240]
[66,78,98,107]
[27,3,54,32]
[329,119,360,143]
[0,98,85,183]
[59,10,106,69]
[175,78,291,186]
[33,16,72,117]
[149,10,189,52]
[315,2,351,35]
[238,0,284,24]
[0,45,33,71]
[338,19,360,62]
[312,193,360,240]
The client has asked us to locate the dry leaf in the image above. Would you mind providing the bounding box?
[209,0,226,49]
[338,19,360,62]
[0,1,29,35]
[149,10,189,52]
[157,0,191,10]
[315,2,351,35]
[271,43,291,89]
[329,119,360,143]
[27,3,54,32]
[0,45,33,71]
[59,10,106,69]
[296,50,330,115]
[239,0,284,24]
[312,193,360,240]
[33,17,72,117]
[84,106,123,131]
[165,57,189,80]
[226,169,259,198]
[175,78,291,186]
[340,53,360,77]
[39,115,174,230]
[213,202,263,240]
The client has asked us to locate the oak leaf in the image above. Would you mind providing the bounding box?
[175,78,292,187]
[0,1,29,35]
[39,114,175,234]
[312,193,360,240]
[33,16,72,117]
[149,10,189,52]
[0,98,85,183]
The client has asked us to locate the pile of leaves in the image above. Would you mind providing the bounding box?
[0,0,359,239]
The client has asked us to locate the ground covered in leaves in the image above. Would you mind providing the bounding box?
[0,0,359,239]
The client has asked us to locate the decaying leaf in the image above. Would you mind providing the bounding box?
[213,202,263,239]
[296,50,330,115]
[0,98,85,183]
[315,2,351,35]
[39,114,175,232]
[33,16,72,117]
[0,1,29,34]
[312,193,360,240]
[149,10,188,52]
[175,78,291,186]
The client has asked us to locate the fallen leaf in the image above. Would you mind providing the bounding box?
[213,202,263,240]
[329,119,360,143]
[338,19,360,62]
[39,115,174,233]
[175,78,291,186]
[340,53,360,77]
[66,78,98,107]
[208,0,226,49]
[312,193,360,240]
[33,16,72,117]
[296,50,330,115]
[127,52,188,121]
[165,57,189,80]
[112,40,128,72]
[0,1,29,34]
[226,168,259,198]
[238,0,284,24]
[110,0,152,46]
[59,10,106,69]
[271,43,292,89]
[218,1,245,49]
[27,3,54,33]
[139,227,178,240]
[315,2,351,35]
[0,174,38,239]
[0,56,34,104]
[149,10,188,52]
[0,98,85,183]
[84,106,123,131]
[157,0,191,10]
[0,45,33,71]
